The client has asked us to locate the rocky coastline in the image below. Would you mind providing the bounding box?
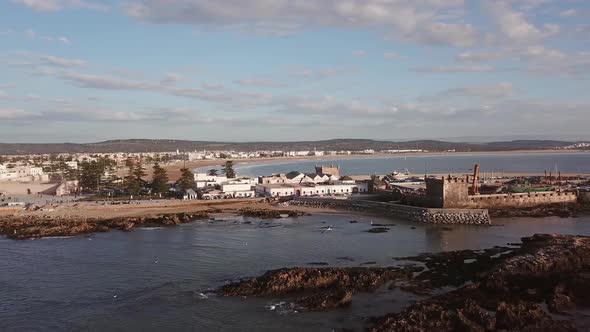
[0,212,211,240]
[220,234,590,331]
[238,208,307,218]
[0,207,312,240]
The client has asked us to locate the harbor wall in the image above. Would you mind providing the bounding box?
[291,197,490,225]
[461,192,577,209]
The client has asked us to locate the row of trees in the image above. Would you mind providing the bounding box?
[55,157,237,196]
[123,160,195,196]
[207,161,236,178]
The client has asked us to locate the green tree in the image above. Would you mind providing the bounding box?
[63,165,79,181]
[207,169,218,176]
[124,159,140,195]
[151,163,170,196]
[221,160,236,178]
[176,168,195,192]
[133,160,147,182]
[79,161,102,192]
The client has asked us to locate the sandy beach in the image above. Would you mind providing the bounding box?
[156,149,590,181]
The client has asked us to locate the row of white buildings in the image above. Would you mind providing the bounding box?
[192,168,370,199]
[0,165,49,182]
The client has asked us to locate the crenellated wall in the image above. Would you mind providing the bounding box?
[460,191,578,209]
[421,176,577,209]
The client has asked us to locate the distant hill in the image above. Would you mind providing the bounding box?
[0,139,581,155]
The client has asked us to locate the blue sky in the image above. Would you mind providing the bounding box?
[1,0,589,143]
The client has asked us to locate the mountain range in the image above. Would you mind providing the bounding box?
[0,139,585,155]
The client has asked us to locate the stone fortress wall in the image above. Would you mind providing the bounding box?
[425,176,577,209]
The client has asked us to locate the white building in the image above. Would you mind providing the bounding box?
[221,178,255,198]
[255,181,368,198]
[65,161,78,170]
[255,184,296,197]
[193,173,229,188]
[0,165,49,182]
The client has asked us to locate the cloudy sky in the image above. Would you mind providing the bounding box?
[0,0,589,143]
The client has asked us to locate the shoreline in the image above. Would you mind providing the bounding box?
[167,149,590,180]
[0,199,342,240]
[2,195,590,240]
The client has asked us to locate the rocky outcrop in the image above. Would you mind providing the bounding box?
[0,212,209,240]
[238,208,306,218]
[222,234,590,330]
[369,234,590,331]
[366,227,390,233]
[220,267,419,311]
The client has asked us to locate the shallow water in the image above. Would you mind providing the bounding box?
[2,213,590,331]
[231,152,590,176]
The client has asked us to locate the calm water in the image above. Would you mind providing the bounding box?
[233,152,590,176]
[2,214,590,331]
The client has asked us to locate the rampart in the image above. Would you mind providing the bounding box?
[462,191,578,209]
[421,176,578,209]
[291,197,490,225]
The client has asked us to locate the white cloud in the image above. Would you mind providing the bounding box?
[25,28,36,39]
[234,78,286,88]
[0,108,40,120]
[383,52,402,60]
[576,24,590,35]
[411,64,494,73]
[354,50,367,57]
[0,90,10,99]
[124,0,476,48]
[40,55,86,67]
[59,36,71,44]
[559,9,577,17]
[455,51,502,63]
[224,21,301,37]
[57,71,273,108]
[485,1,558,44]
[13,0,61,12]
[13,0,109,12]
[61,72,152,90]
[160,73,183,85]
[25,93,40,101]
[420,82,514,101]
[418,22,477,47]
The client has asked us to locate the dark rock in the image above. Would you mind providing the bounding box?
[238,208,305,218]
[220,266,417,311]
[495,301,576,331]
[361,261,377,266]
[295,288,353,311]
[366,227,390,233]
[222,234,590,330]
[0,211,209,240]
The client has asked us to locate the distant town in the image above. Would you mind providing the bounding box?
[1,144,590,214]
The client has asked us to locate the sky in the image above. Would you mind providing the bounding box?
[0,0,589,143]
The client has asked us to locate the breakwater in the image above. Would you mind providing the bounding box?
[290,198,491,225]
